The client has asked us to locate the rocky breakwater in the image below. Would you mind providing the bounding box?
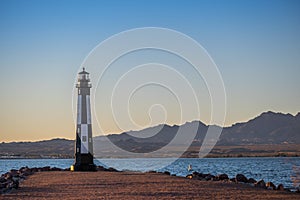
[186,171,300,193]
[0,166,69,194]
[0,165,119,194]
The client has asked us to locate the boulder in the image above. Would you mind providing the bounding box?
[9,169,18,177]
[107,167,118,172]
[163,171,171,175]
[255,179,267,189]
[229,178,236,182]
[192,171,201,177]
[191,172,205,180]
[276,184,284,191]
[4,173,12,180]
[41,166,51,171]
[50,167,62,171]
[96,166,106,171]
[11,179,19,189]
[248,178,256,184]
[204,174,215,181]
[19,166,28,171]
[146,170,156,173]
[217,174,229,181]
[7,179,18,189]
[0,182,7,189]
[235,174,248,183]
[21,170,32,176]
[0,187,8,194]
[31,167,38,172]
[12,176,20,182]
[266,181,276,190]
[0,177,6,183]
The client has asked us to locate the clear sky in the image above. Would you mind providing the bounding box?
[0,0,299,142]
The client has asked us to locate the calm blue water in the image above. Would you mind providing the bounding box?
[0,157,299,189]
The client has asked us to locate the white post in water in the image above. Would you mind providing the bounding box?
[73,67,96,171]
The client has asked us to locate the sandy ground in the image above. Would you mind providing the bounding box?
[2,171,299,200]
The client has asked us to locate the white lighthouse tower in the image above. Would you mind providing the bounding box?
[73,67,96,171]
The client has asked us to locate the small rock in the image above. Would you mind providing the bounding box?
[192,171,200,176]
[229,178,236,182]
[12,176,20,182]
[276,184,284,191]
[0,177,6,183]
[163,171,171,175]
[217,173,229,181]
[4,173,12,180]
[255,179,267,189]
[11,180,19,189]
[248,178,256,184]
[41,166,51,171]
[0,187,8,194]
[31,167,38,172]
[186,174,193,179]
[191,172,204,180]
[96,166,106,171]
[266,181,276,190]
[236,174,248,183]
[204,174,215,181]
[50,167,62,171]
[107,167,118,172]
[0,182,7,189]
[19,166,28,172]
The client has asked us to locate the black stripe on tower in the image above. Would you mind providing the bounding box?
[81,94,87,124]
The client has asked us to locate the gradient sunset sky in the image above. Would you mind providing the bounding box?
[0,0,299,142]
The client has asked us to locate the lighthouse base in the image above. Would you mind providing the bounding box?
[74,163,97,171]
[74,153,97,171]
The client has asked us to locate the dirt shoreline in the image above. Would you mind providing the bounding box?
[2,171,299,199]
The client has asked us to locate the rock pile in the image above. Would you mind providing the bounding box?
[185,171,291,192]
[0,165,119,194]
[0,166,68,194]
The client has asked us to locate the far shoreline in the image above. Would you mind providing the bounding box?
[1,154,299,159]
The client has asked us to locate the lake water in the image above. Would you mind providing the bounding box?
[1,157,299,190]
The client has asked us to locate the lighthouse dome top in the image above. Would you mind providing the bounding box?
[79,67,89,74]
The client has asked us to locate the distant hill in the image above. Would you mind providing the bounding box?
[99,111,300,153]
[0,138,73,158]
[1,111,299,158]
[220,111,300,145]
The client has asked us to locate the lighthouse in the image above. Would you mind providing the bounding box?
[73,67,96,171]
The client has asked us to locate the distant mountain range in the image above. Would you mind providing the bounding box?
[221,111,300,145]
[1,111,300,158]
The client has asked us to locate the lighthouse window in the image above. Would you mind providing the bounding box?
[82,136,87,142]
